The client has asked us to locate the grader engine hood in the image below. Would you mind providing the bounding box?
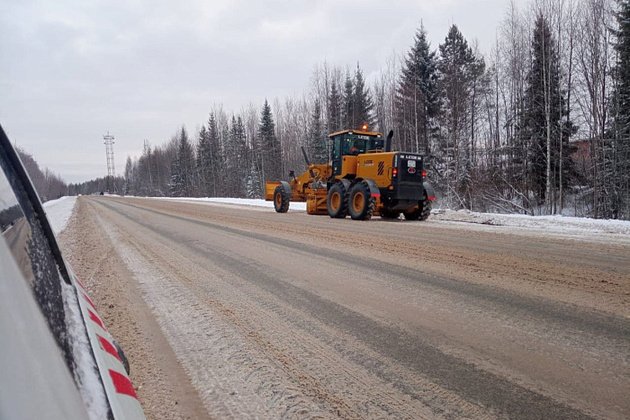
[356,152,396,186]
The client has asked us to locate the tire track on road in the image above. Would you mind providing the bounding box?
[104,198,630,342]
[93,198,606,419]
[90,199,459,418]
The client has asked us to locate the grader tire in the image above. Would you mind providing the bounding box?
[419,199,432,221]
[348,181,375,221]
[327,183,348,218]
[403,197,431,221]
[273,185,290,213]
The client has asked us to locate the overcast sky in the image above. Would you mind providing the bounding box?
[0,0,506,183]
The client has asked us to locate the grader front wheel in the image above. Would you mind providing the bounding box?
[327,183,348,218]
[273,185,290,213]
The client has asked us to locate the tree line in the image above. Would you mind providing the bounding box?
[114,0,630,219]
[17,147,127,201]
[17,148,67,202]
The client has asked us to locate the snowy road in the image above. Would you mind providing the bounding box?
[61,196,630,419]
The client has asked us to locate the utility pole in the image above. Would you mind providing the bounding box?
[103,132,116,193]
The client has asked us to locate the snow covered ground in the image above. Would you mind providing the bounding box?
[44,194,630,243]
[43,196,77,235]
[430,207,630,234]
[152,196,307,212]
[155,196,630,243]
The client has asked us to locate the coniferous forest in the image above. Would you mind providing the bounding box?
[74,0,630,220]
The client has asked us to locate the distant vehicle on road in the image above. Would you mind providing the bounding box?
[0,124,145,419]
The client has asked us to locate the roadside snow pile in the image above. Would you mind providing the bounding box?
[431,208,630,237]
[158,197,308,211]
[144,195,630,240]
[43,196,77,235]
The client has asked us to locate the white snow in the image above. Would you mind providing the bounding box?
[43,196,77,235]
[150,196,308,211]
[430,208,630,239]
[147,196,630,242]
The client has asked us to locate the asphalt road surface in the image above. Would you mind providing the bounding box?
[60,196,630,419]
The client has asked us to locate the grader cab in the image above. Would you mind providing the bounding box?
[265,129,436,221]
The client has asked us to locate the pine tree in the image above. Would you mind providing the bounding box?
[436,25,483,208]
[258,100,282,182]
[245,159,262,198]
[137,141,156,196]
[353,63,375,129]
[235,116,248,196]
[169,157,182,197]
[613,0,630,136]
[608,0,630,218]
[170,127,196,197]
[224,116,248,197]
[520,14,575,209]
[196,125,212,196]
[328,79,342,132]
[206,113,223,197]
[307,100,328,163]
[123,156,134,195]
[342,72,355,129]
[219,123,230,197]
[396,24,439,154]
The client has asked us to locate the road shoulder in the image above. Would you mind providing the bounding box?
[59,197,208,420]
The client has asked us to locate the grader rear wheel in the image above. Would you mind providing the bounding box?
[273,185,290,213]
[403,197,431,221]
[419,199,432,221]
[348,181,375,221]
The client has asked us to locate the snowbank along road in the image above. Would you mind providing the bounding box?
[59,196,630,419]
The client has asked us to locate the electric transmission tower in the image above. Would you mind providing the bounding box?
[103,132,116,193]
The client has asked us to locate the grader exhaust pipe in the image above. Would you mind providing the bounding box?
[385,130,394,152]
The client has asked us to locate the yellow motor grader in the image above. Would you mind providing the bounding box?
[264,128,436,220]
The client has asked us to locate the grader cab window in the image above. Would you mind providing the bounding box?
[332,137,369,158]
[331,132,384,176]
[332,137,357,160]
[346,138,366,155]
